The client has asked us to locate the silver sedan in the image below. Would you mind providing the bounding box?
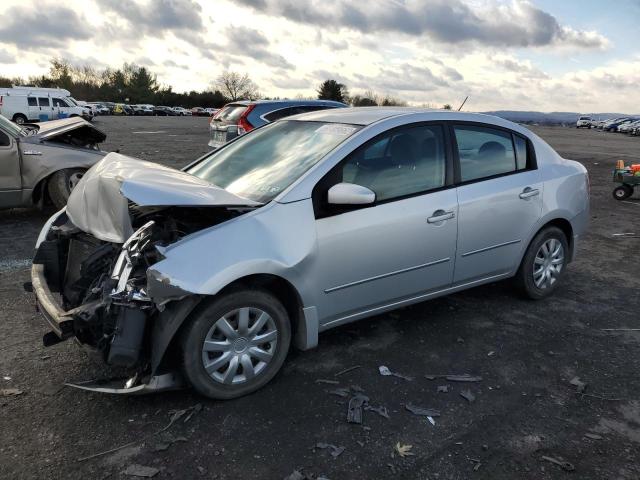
[32,108,589,399]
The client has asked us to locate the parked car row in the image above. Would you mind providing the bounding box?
[576,115,640,134]
[85,102,218,117]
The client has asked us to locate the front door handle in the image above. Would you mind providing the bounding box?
[427,209,455,223]
[519,187,539,199]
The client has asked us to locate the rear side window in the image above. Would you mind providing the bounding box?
[514,135,528,170]
[27,97,37,106]
[454,125,516,182]
[38,97,50,107]
[263,107,298,122]
[0,130,10,147]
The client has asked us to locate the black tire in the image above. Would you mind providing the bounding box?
[515,226,569,300]
[47,168,86,209]
[180,289,291,400]
[13,113,27,125]
[613,185,633,200]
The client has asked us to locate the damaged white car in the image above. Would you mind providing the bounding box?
[31,108,589,399]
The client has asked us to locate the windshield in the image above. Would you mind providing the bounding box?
[67,97,78,106]
[187,120,361,203]
[0,114,27,137]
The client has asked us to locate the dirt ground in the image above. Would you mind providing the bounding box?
[1,116,639,480]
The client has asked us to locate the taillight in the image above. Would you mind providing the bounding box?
[237,104,256,135]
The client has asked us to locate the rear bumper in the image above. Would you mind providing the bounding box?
[31,263,74,338]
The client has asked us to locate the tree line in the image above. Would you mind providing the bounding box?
[0,58,446,108]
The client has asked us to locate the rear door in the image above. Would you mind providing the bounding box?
[27,96,40,120]
[452,124,542,284]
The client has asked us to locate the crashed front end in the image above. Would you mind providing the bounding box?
[30,153,259,394]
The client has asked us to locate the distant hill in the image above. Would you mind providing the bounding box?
[481,111,640,125]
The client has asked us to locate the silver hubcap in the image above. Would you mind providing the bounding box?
[68,172,84,191]
[201,307,278,385]
[533,238,564,289]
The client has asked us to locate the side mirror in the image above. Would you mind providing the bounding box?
[327,182,376,205]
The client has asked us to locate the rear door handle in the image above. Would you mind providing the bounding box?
[519,187,539,199]
[427,210,455,223]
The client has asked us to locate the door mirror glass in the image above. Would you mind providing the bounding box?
[327,182,375,205]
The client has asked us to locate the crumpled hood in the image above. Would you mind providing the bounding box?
[23,116,106,144]
[66,152,260,243]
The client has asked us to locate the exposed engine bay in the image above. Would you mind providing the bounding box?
[33,205,247,372]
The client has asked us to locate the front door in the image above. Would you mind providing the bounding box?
[452,124,543,283]
[27,96,40,121]
[0,127,22,206]
[313,123,458,324]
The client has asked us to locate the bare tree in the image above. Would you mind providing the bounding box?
[214,71,260,101]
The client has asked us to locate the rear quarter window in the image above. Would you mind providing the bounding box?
[215,105,248,124]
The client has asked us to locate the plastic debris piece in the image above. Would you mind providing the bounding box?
[315,379,340,385]
[0,388,23,396]
[395,442,414,458]
[378,365,413,381]
[405,403,441,417]
[315,442,345,458]
[437,385,449,393]
[425,374,482,382]
[569,376,587,393]
[427,416,436,426]
[335,365,361,377]
[283,470,306,480]
[541,455,575,472]
[330,387,351,398]
[460,389,476,403]
[584,433,603,440]
[347,394,370,424]
[123,464,160,477]
[365,404,390,419]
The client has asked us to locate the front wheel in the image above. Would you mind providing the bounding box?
[613,185,633,200]
[515,226,568,300]
[47,169,86,209]
[180,289,291,399]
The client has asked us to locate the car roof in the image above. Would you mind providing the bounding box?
[290,107,521,127]
[227,99,347,107]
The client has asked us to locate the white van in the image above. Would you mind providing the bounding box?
[0,87,92,124]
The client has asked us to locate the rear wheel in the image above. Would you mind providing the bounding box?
[181,289,291,399]
[13,114,27,125]
[47,169,86,209]
[613,185,633,200]
[515,226,568,300]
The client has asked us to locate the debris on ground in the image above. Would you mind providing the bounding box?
[541,455,575,472]
[378,365,413,381]
[365,404,390,419]
[601,328,640,331]
[329,387,351,398]
[405,403,441,417]
[334,365,361,377]
[426,416,436,426]
[395,442,414,458]
[283,470,306,480]
[3,376,11,381]
[584,433,603,440]
[456,337,465,343]
[315,379,340,385]
[0,388,23,396]
[569,376,587,393]
[425,374,483,382]
[314,442,346,459]
[347,394,370,424]
[437,385,449,393]
[612,233,637,237]
[460,389,476,403]
[487,351,495,356]
[123,464,160,477]
[152,432,188,452]
[183,403,203,423]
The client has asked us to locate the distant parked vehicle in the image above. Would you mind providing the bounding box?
[113,104,128,115]
[603,117,630,132]
[172,106,191,116]
[153,106,177,116]
[208,99,347,149]
[88,103,110,115]
[191,107,207,116]
[618,120,640,133]
[576,116,591,128]
[0,87,92,124]
[204,108,219,116]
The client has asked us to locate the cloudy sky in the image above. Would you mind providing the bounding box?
[1,0,639,112]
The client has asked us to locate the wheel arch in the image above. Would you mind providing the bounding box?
[518,216,574,272]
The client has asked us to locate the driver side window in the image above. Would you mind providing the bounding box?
[340,125,446,202]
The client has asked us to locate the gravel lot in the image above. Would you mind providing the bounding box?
[1,116,639,480]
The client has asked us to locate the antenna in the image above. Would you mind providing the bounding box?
[457,96,469,111]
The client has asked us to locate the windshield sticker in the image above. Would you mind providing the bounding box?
[315,124,358,136]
